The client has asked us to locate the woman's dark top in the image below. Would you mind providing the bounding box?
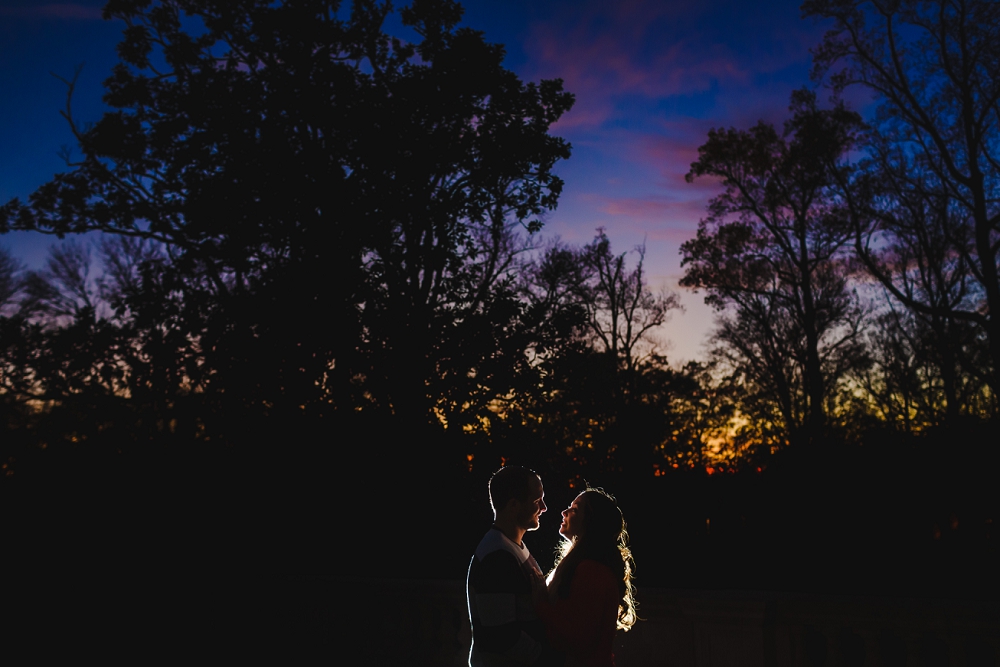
[536,559,619,667]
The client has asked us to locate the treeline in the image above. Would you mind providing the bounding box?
[681,0,1000,450]
[0,0,998,492]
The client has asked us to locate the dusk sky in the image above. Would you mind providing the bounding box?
[0,0,843,362]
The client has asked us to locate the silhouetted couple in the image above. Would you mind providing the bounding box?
[467,466,637,667]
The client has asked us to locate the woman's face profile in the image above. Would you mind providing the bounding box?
[559,494,586,540]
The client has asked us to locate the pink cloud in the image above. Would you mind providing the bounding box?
[598,196,676,218]
[523,7,755,131]
[521,0,823,132]
[538,31,748,130]
[645,226,705,243]
[579,193,710,227]
[640,135,702,165]
[632,134,705,185]
[0,4,103,20]
[588,129,728,192]
[552,102,616,131]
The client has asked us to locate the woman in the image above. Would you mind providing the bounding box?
[533,488,638,667]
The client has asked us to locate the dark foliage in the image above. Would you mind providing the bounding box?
[0,0,574,440]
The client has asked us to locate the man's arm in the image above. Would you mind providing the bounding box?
[471,551,542,663]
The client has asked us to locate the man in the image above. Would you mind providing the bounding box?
[467,466,563,667]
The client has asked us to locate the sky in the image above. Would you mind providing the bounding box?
[0,0,836,362]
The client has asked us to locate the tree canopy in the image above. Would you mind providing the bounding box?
[682,91,866,445]
[1,0,575,435]
[0,0,995,485]
[805,0,1000,405]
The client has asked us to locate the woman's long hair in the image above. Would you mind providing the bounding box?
[547,488,638,631]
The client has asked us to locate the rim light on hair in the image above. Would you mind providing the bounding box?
[547,487,639,631]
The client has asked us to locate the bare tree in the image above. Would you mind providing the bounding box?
[97,235,165,309]
[581,229,681,374]
[20,240,99,322]
[682,91,867,443]
[0,246,23,315]
[807,0,1000,407]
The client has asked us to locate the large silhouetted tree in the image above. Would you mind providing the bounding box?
[682,91,866,444]
[805,0,1000,410]
[0,0,574,437]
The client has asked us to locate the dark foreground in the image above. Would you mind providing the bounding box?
[7,572,997,665]
[3,422,998,660]
[283,576,1000,666]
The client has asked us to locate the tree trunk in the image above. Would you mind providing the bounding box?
[798,238,826,442]
[971,174,1000,407]
[934,317,960,424]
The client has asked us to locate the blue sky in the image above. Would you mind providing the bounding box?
[0,0,835,362]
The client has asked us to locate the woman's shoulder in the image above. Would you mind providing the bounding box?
[576,558,618,583]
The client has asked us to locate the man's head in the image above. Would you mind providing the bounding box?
[489,465,547,532]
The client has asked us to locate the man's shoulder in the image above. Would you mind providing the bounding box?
[474,528,529,565]
[469,529,533,593]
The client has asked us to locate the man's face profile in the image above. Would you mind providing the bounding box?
[513,477,546,531]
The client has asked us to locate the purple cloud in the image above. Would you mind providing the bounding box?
[519,0,821,132]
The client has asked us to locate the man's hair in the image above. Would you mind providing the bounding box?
[489,466,539,514]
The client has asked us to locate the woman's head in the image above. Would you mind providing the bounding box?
[559,489,626,546]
